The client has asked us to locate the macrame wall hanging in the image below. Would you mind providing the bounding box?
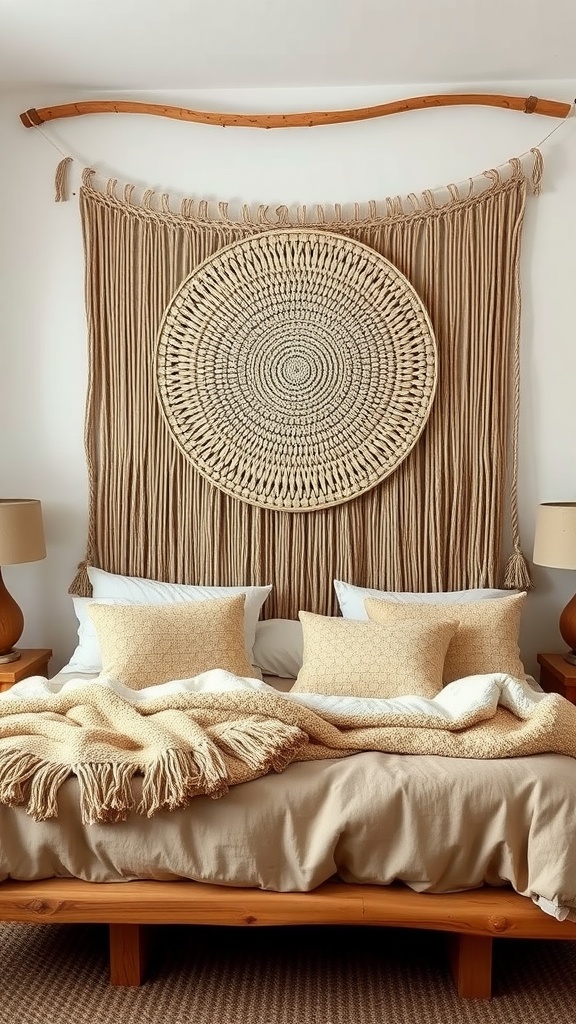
[19,90,572,614]
[156,229,438,512]
[65,142,542,617]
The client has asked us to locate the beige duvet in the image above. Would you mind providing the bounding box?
[1,746,576,917]
[0,670,575,920]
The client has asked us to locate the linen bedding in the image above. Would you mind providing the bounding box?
[1,668,576,924]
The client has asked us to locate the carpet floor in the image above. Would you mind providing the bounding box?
[0,921,574,1024]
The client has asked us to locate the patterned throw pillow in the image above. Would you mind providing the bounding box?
[291,612,459,698]
[87,595,258,689]
[364,592,527,683]
[87,566,272,667]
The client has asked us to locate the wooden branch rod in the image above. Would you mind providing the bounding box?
[20,93,573,130]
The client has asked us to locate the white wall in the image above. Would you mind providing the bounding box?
[0,81,575,676]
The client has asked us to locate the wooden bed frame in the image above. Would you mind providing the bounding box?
[2,878,576,1000]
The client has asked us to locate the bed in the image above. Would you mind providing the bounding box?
[2,580,576,1001]
[1,150,560,1001]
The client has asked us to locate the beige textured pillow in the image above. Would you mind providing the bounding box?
[364,592,527,684]
[292,612,459,698]
[87,595,258,689]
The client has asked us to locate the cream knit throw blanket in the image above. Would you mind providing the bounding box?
[0,671,575,825]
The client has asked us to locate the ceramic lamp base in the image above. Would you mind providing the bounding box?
[0,649,21,664]
[560,592,576,667]
[0,567,25,658]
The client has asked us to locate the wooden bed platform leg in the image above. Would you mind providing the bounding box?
[108,923,149,986]
[447,933,493,999]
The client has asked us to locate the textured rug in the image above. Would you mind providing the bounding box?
[0,922,573,1024]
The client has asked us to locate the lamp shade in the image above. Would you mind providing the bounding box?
[533,502,576,570]
[0,499,46,566]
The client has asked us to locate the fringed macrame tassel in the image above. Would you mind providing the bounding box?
[0,749,43,806]
[502,174,533,595]
[54,156,73,202]
[270,727,310,773]
[503,548,534,591]
[138,744,229,819]
[75,762,137,825]
[138,749,199,817]
[191,737,229,797]
[68,559,91,596]
[210,717,308,774]
[27,762,73,821]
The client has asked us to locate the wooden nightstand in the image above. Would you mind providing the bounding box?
[537,653,576,706]
[0,648,52,692]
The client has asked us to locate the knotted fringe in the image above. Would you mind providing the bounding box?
[69,559,91,596]
[209,717,308,774]
[28,762,75,820]
[0,749,74,821]
[503,548,534,591]
[0,750,45,807]
[75,762,138,825]
[54,156,72,202]
[0,725,306,826]
[138,743,229,819]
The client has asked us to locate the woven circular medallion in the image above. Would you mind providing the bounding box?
[156,229,437,512]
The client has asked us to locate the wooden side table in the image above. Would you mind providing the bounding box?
[537,652,576,705]
[0,648,52,692]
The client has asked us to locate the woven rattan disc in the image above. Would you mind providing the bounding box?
[156,229,437,512]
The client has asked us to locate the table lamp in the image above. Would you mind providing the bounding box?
[0,499,46,664]
[533,501,576,665]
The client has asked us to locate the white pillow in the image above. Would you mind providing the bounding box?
[333,579,517,621]
[61,596,121,674]
[253,619,304,679]
[68,569,272,670]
